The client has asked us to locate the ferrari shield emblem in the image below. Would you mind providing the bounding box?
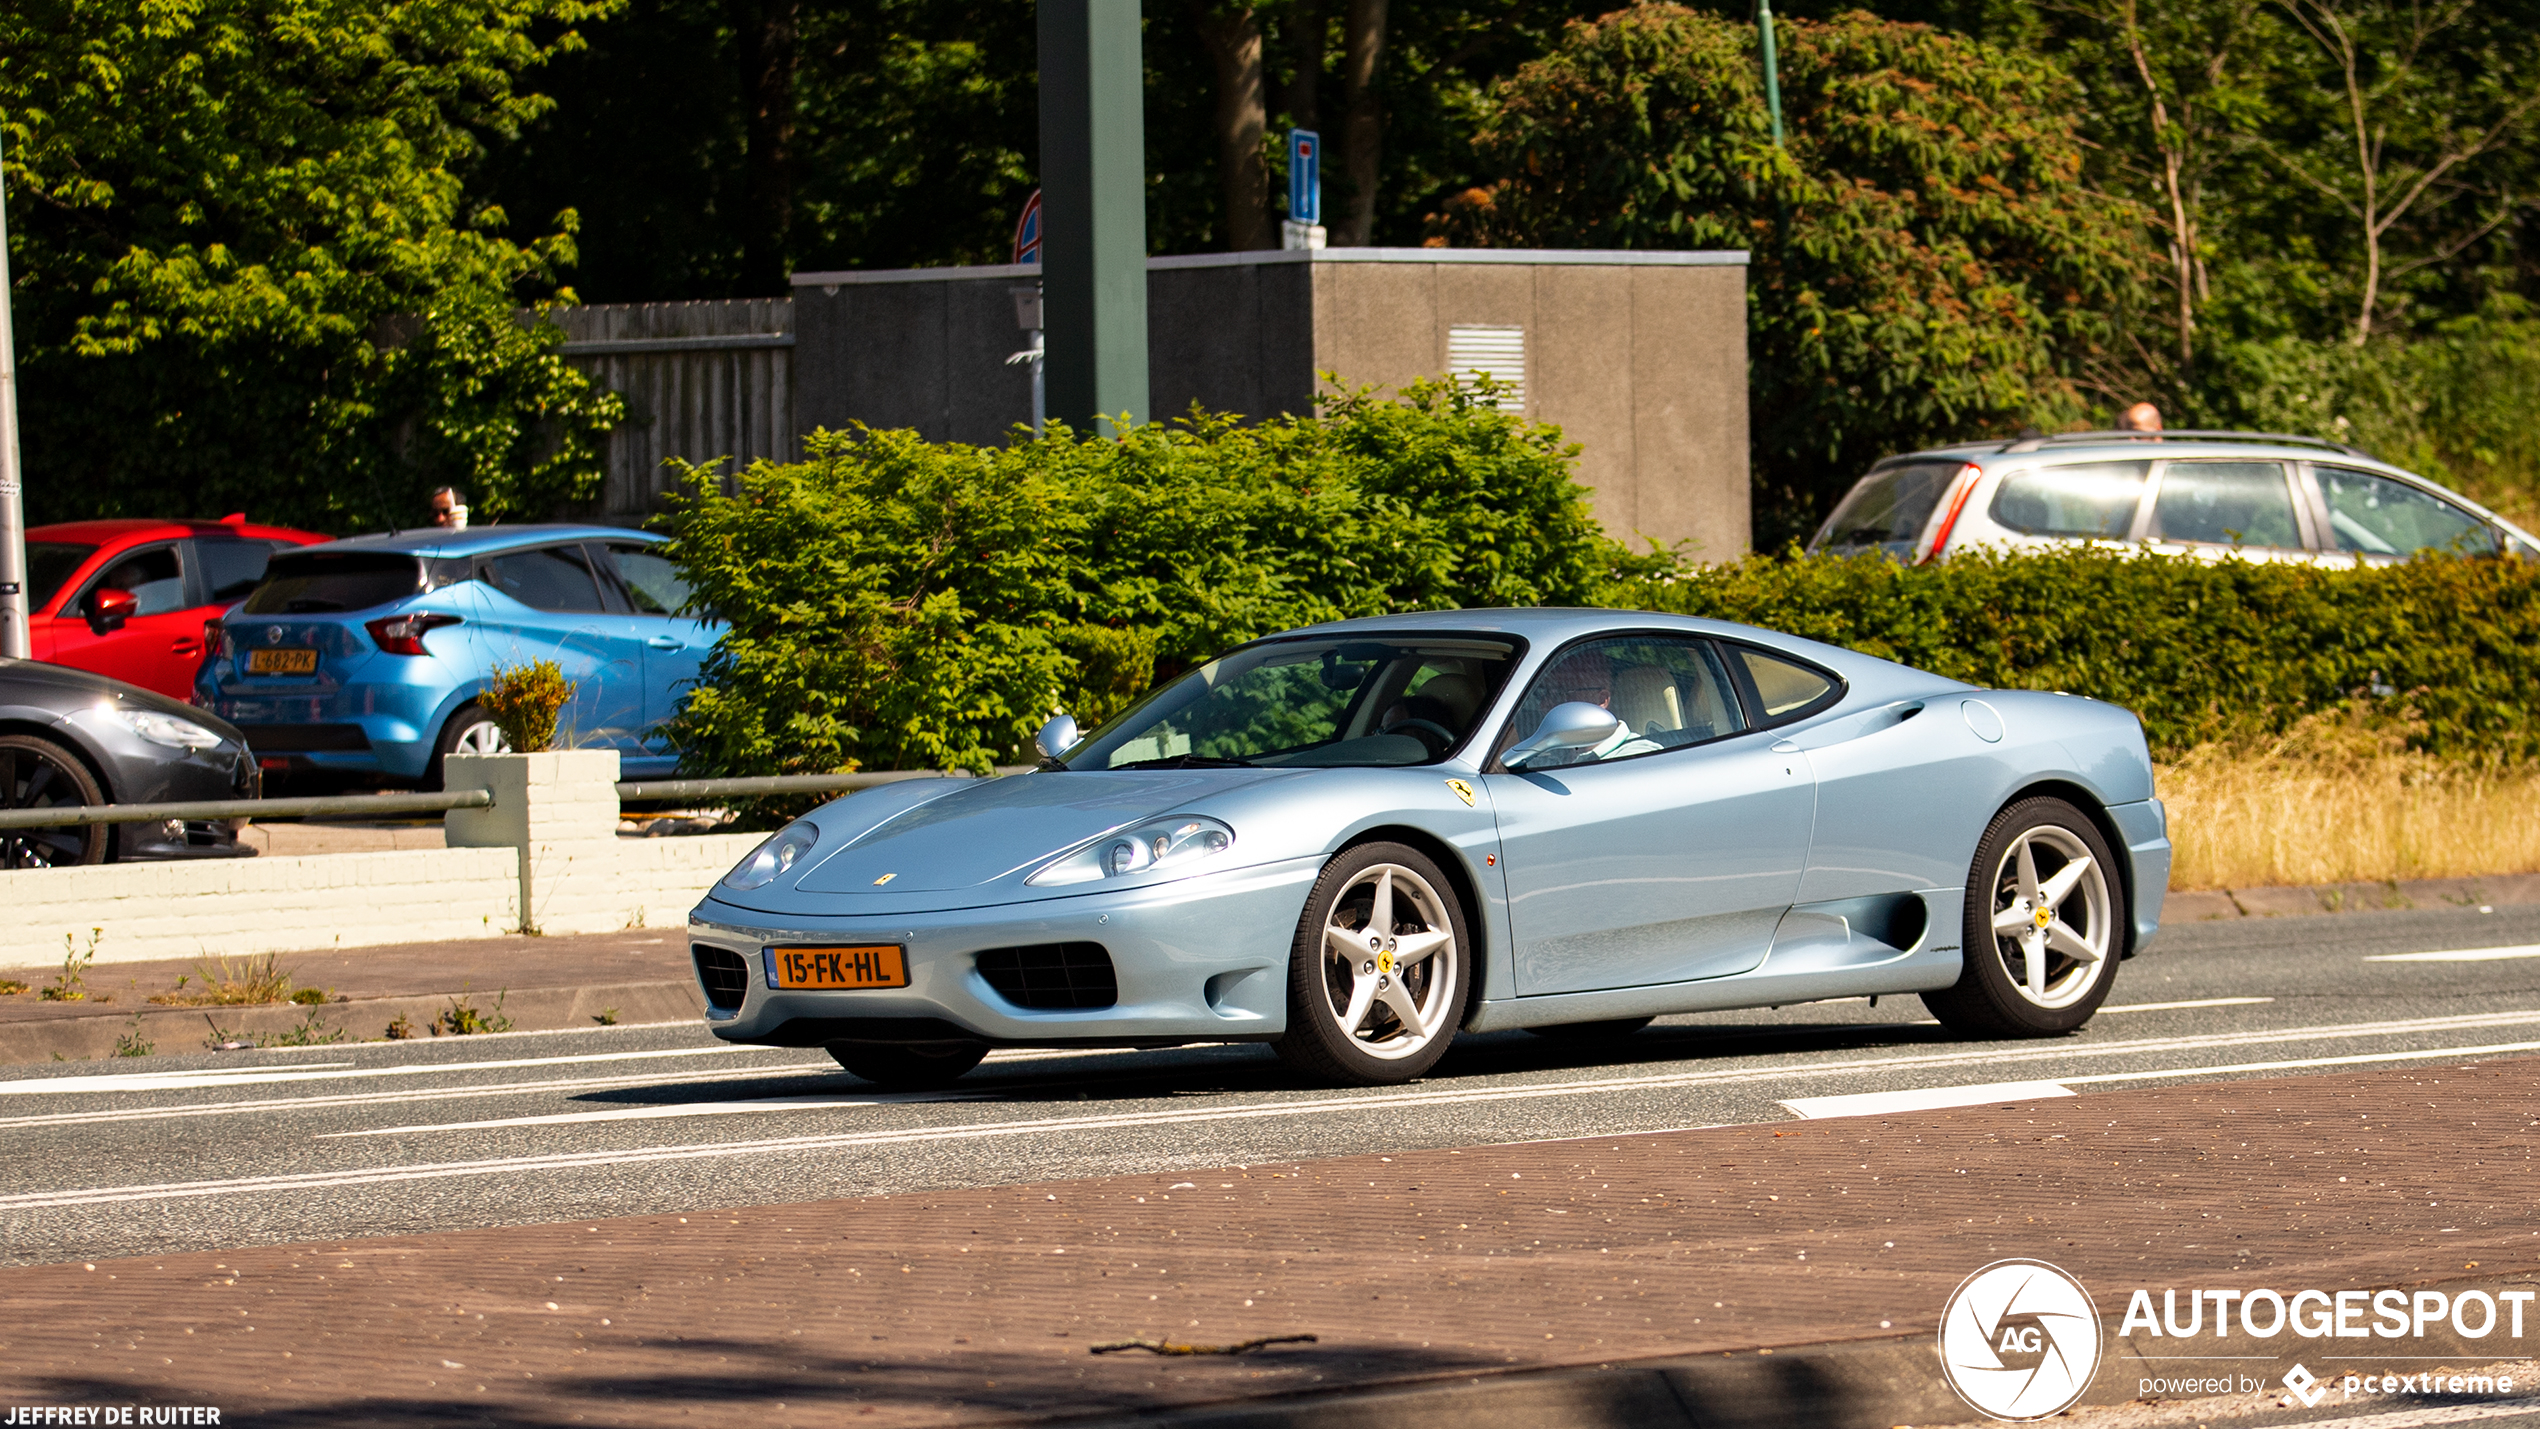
[1445,779,1476,807]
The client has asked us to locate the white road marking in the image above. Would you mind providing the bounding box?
[0,1062,834,1131]
[1779,1080,2075,1119]
[0,1043,779,1095]
[15,1006,2537,1206]
[2098,997,2276,1013]
[2061,1037,2540,1084]
[342,1095,910,1135]
[2366,945,2540,963]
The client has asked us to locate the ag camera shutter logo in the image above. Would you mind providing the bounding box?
[1939,1259,2103,1420]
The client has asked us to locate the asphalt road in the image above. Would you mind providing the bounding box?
[4,901,2536,1271]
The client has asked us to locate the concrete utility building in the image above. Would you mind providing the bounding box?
[560,248,1752,557]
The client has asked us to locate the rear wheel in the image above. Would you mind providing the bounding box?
[0,735,107,868]
[1274,841,1472,1086]
[427,702,510,789]
[828,1041,989,1089]
[1922,796,2123,1037]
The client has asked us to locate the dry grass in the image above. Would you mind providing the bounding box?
[149,953,296,1007]
[2158,707,2540,889]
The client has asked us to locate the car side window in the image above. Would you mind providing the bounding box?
[2316,467,2498,557]
[604,543,693,615]
[192,539,273,604]
[2150,461,2302,548]
[1731,646,1839,721]
[1505,636,1748,767]
[1989,462,2150,539]
[481,546,608,613]
[86,544,188,616]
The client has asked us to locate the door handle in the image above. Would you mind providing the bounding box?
[647,636,686,650]
[172,639,204,656]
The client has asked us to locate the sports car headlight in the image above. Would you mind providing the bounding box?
[107,708,229,751]
[1027,816,1236,888]
[721,820,821,891]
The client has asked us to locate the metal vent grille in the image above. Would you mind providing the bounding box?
[1447,325,1526,409]
[693,945,752,1012]
[975,942,1118,1010]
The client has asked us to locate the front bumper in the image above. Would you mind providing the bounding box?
[688,855,1325,1046]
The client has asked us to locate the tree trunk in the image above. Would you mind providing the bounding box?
[1191,3,1274,251]
[1332,0,1387,245]
[730,0,799,295]
[1282,0,1323,133]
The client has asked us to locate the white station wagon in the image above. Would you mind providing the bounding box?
[1810,430,2540,566]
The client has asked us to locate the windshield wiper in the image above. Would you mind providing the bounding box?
[1108,753,1258,770]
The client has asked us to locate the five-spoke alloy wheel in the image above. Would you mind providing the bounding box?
[1924,796,2124,1036]
[1276,841,1471,1085]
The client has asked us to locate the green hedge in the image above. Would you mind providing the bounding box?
[659,382,1652,782]
[1614,546,2540,761]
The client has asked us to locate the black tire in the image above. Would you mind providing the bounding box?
[0,734,108,868]
[1274,841,1473,1086]
[1922,795,2124,1037]
[828,1040,989,1089]
[426,701,510,791]
[1527,1016,1655,1040]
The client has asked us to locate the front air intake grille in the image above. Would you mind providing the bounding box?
[693,946,752,1012]
[975,942,1117,1010]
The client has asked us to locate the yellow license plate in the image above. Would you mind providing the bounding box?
[247,647,318,675]
[771,945,908,990]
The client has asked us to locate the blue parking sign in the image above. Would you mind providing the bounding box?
[1288,130,1320,226]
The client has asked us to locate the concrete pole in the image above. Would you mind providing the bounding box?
[0,129,28,660]
[1038,0,1149,434]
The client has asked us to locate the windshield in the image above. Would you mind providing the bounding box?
[1062,635,1521,770]
[244,552,425,614]
[1812,461,1965,556]
[27,543,97,612]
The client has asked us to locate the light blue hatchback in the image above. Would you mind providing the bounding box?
[196,524,715,785]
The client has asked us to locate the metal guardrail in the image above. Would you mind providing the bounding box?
[0,766,1039,830]
[0,790,494,830]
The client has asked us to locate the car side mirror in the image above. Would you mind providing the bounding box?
[1035,713,1080,762]
[84,587,137,635]
[1503,701,1622,769]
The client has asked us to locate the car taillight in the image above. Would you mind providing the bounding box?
[365,612,462,656]
[1918,463,1986,564]
[204,619,233,659]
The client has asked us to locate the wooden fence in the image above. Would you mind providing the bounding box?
[552,299,795,521]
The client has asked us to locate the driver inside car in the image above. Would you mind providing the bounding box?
[1521,649,1661,765]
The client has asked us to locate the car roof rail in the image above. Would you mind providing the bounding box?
[1994,429,2374,459]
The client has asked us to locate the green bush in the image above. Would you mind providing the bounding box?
[660,380,1648,791]
[480,660,577,753]
[1615,545,2540,761]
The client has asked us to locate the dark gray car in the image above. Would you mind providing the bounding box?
[0,657,260,868]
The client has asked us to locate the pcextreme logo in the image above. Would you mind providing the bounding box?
[1938,1259,2105,1421]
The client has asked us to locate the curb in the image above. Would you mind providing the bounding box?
[0,979,705,1063]
[2167,871,2540,922]
[1067,1270,2540,1429]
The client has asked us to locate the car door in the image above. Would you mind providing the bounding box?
[46,541,206,697]
[1480,634,1818,995]
[2139,460,2313,559]
[470,544,649,754]
[596,540,714,746]
[2305,465,2501,563]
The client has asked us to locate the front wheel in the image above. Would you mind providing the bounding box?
[1922,796,2124,1037]
[1274,842,1472,1086]
[0,735,108,868]
[829,1041,988,1089]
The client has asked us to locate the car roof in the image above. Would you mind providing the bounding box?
[289,523,660,559]
[29,517,327,543]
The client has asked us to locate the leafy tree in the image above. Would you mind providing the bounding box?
[1,0,624,530]
[1430,5,2151,541]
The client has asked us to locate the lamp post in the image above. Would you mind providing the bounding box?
[1038,0,1150,435]
[1756,0,1786,149]
[0,129,28,660]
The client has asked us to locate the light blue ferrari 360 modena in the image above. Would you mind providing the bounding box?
[689,609,2170,1088]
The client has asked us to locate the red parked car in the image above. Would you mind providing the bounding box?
[25,516,331,701]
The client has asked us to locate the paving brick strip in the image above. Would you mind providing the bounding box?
[0,933,703,1062]
[2,1060,2534,1428]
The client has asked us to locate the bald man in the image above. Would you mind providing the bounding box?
[2115,402,2164,433]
